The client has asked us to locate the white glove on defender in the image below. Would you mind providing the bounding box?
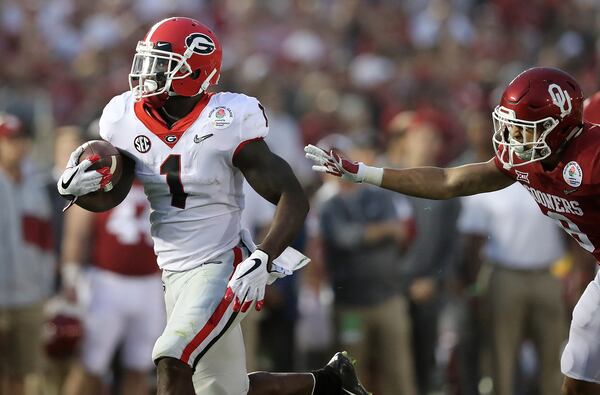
[304,144,383,185]
[226,249,270,313]
[57,144,103,197]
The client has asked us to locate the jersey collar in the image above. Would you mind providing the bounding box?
[134,93,212,148]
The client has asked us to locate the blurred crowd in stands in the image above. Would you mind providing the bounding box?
[1,0,600,394]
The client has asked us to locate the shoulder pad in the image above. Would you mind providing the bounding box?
[99,92,133,142]
[101,91,133,124]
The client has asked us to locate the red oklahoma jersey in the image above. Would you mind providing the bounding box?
[91,182,158,276]
[494,122,600,260]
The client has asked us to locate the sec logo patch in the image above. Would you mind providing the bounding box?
[134,135,151,153]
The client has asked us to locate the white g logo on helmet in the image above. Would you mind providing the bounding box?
[185,33,215,55]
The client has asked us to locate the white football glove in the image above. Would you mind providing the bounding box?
[57,144,105,197]
[226,249,270,312]
[304,144,383,185]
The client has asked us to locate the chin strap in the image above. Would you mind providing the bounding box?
[167,68,217,97]
[195,68,217,96]
[556,125,583,155]
[566,125,583,141]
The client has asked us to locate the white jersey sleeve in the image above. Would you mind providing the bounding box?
[231,95,269,159]
[99,92,131,144]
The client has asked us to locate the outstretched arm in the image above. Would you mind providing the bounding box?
[235,139,309,260]
[305,145,514,199]
[380,159,514,199]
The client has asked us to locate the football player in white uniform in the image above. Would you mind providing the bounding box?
[57,17,369,395]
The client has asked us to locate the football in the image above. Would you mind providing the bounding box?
[74,140,134,212]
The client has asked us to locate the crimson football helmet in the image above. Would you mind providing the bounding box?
[0,113,24,138]
[42,298,83,359]
[492,67,584,168]
[583,91,600,125]
[42,314,83,359]
[129,17,222,100]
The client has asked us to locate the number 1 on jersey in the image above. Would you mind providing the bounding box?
[160,154,188,209]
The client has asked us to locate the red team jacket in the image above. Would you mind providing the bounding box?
[91,182,159,276]
[494,122,600,260]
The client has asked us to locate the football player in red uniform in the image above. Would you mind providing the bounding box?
[306,67,600,395]
[61,182,164,395]
[57,17,369,395]
[583,91,600,125]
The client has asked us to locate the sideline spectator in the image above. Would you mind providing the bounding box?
[320,137,417,395]
[61,182,164,395]
[458,182,569,395]
[0,113,55,395]
[391,113,462,394]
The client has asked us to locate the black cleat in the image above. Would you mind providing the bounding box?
[325,351,371,395]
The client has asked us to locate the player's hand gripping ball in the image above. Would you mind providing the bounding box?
[57,140,131,212]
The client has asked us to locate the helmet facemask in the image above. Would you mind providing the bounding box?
[129,41,194,100]
[492,105,559,169]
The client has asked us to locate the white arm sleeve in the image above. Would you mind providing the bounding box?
[239,97,269,143]
[99,93,129,143]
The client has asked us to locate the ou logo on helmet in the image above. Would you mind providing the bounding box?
[548,83,572,119]
[185,33,216,55]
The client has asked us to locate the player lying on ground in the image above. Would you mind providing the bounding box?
[306,67,600,395]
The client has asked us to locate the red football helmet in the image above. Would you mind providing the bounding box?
[129,17,222,100]
[0,113,24,138]
[492,67,584,168]
[583,91,600,125]
[42,298,83,359]
[42,313,83,359]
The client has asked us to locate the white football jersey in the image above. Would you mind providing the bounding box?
[99,91,269,271]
